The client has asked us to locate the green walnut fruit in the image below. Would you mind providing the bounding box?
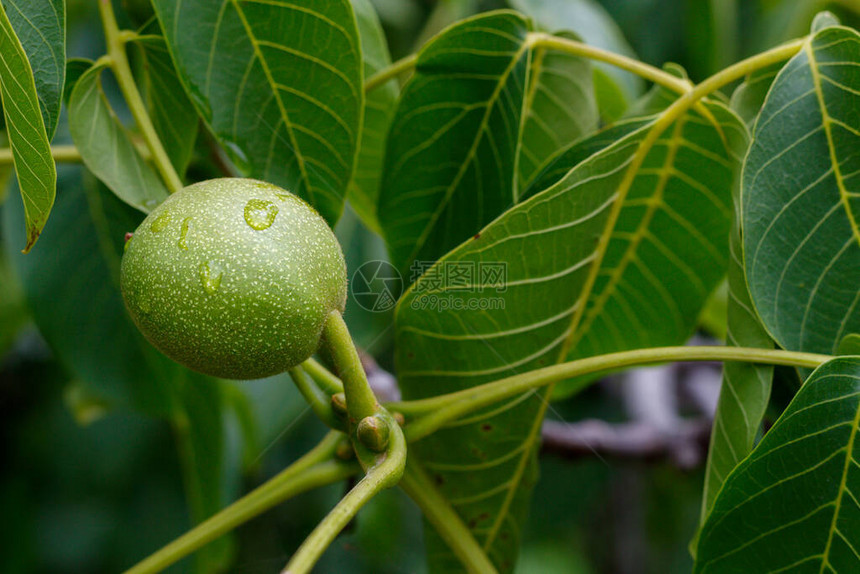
[120,178,347,380]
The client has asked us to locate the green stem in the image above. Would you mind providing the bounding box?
[282,416,407,574]
[391,346,830,442]
[124,432,357,574]
[364,53,418,93]
[289,367,343,430]
[528,32,692,94]
[301,357,344,395]
[399,459,497,573]
[0,145,81,164]
[98,0,183,193]
[321,312,379,423]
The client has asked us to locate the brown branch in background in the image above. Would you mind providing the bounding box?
[541,418,712,469]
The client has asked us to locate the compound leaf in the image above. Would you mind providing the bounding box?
[396,98,745,572]
[696,357,860,573]
[151,0,363,224]
[743,27,860,355]
[379,11,597,277]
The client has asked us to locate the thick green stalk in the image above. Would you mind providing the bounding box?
[98,0,183,193]
[528,32,691,94]
[124,432,357,574]
[301,357,344,395]
[282,416,407,574]
[391,346,830,442]
[321,312,379,423]
[399,460,497,573]
[364,53,418,93]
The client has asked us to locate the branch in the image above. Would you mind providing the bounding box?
[0,145,81,165]
[541,418,711,469]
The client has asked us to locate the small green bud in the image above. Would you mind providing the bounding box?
[357,415,390,452]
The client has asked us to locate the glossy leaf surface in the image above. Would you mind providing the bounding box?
[744,27,860,354]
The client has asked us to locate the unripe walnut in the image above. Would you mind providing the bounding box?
[121,178,347,380]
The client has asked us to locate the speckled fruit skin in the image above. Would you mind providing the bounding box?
[120,178,347,380]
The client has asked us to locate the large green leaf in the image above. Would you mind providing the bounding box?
[700,135,774,522]
[0,2,56,252]
[396,99,745,572]
[695,357,860,573]
[348,0,398,234]
[4,0,65,140]
[151,0,363,224]
[743,26,860,355]
[378,11,597,276]
[517,30,597,191]
[729,62,781,128]
[68,61,170,213]
[134,26,199,177]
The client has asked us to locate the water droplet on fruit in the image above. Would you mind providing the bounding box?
[178,217,192,250]
[244,199,279,230]
[151,211,171,232]
[199,260,223,294]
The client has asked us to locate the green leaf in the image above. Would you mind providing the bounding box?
[133,27,199,177]
[701,134,774,523]
[0,2,56,252]
[348,0,397,234]
[743,27,860,355]
[4,0,65,140]
[396,99,745,572]
[379,11,598,276]
[517,30,597,191]
[68,61,169,213]
[695,357,860,573]
[151,0,364,224]
[3,168,176,416]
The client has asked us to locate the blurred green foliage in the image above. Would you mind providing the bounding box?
[1,0,856,572]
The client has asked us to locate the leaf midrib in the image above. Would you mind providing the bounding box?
[818,379,860,573]
[805,37,860,248]
[228,0,314,205]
